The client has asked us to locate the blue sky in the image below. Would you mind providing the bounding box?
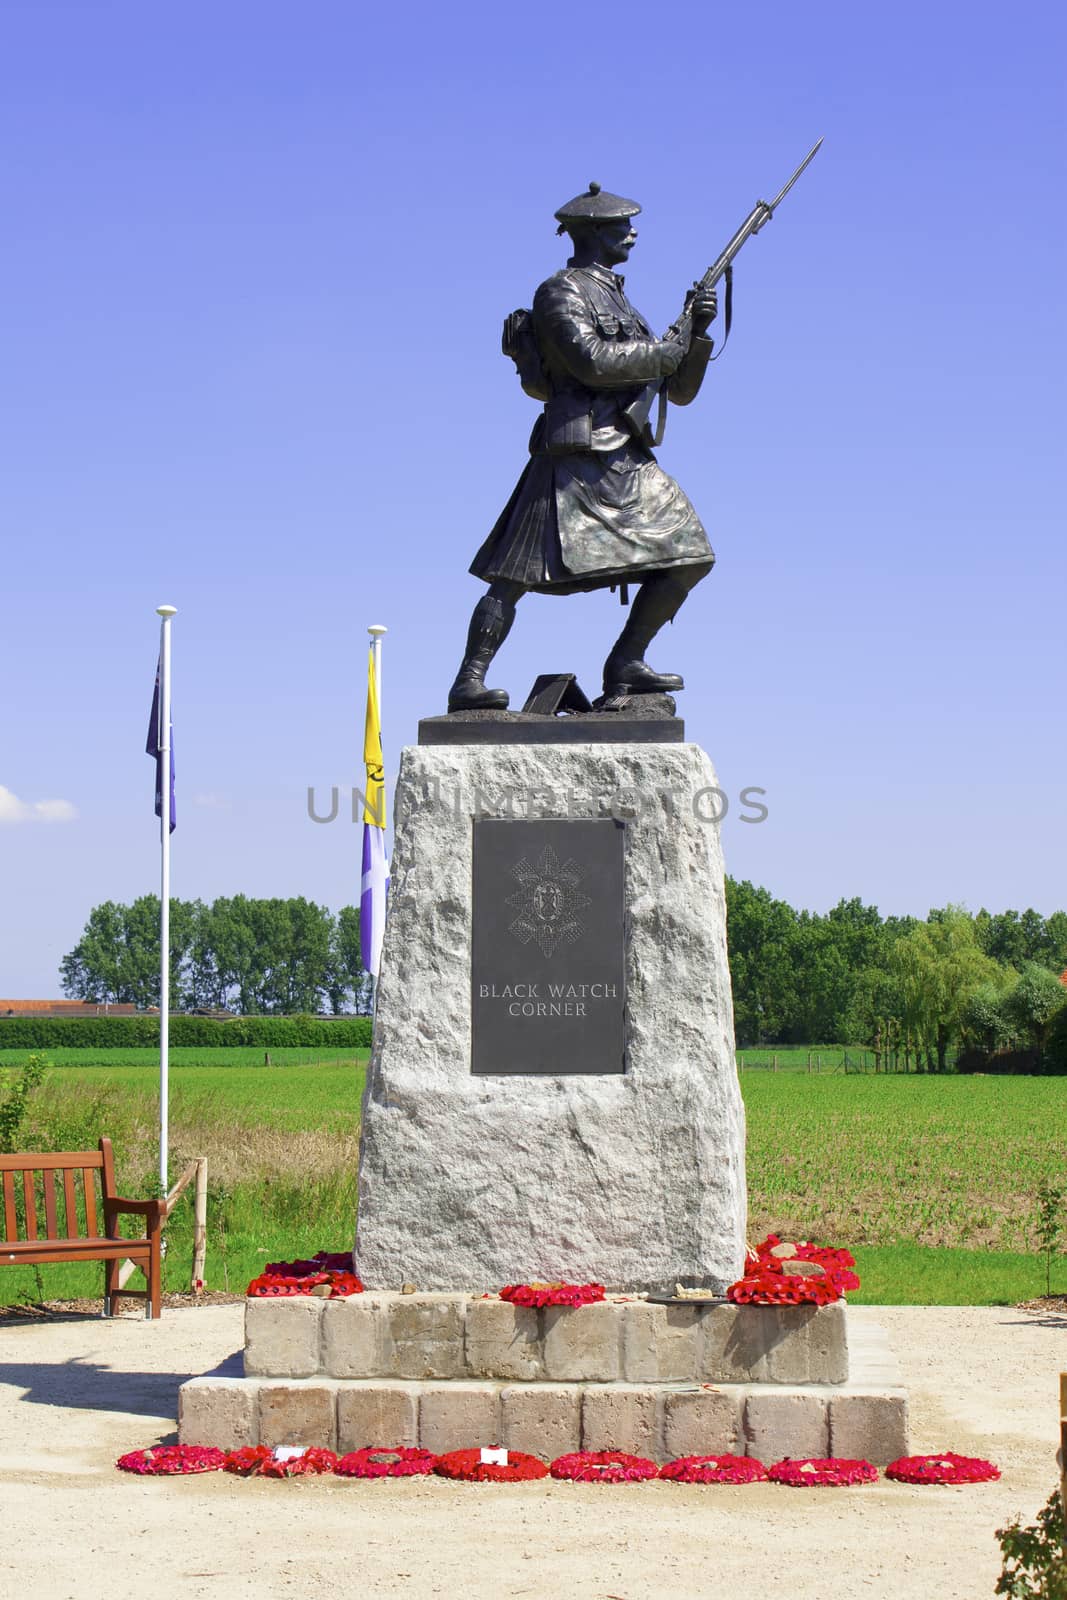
[1,1,1065,994]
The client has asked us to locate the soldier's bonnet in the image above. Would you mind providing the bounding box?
[553,182,641,226]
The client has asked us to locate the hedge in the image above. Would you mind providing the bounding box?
[0,1016,373,1050]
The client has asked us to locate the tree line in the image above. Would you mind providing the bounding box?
[59,896,371,1015]
[59,887,1067,1067]
[726,881,1067,1069]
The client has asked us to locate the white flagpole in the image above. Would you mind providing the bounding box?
[367,624,386,1017]
[369,624,386,724]
[156,604,177,1192]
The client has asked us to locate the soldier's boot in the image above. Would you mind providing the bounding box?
[603,568,707,695]
[447,594,516,711]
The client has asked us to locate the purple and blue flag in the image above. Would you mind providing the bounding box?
[146,656,176,832]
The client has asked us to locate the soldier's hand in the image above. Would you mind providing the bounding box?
[688,284,718,335]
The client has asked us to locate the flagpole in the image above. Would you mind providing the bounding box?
[367,625,386,1018]
[156,604,176,1192]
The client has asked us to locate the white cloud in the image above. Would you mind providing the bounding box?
[0,785,78,824]
[192,791,231,810]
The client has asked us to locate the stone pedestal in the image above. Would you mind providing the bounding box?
[178,1295,910,1465]
[354,739,747,1294]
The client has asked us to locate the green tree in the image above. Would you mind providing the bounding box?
[1006,963,1067,1055]
[59,900,128,1002]
[725,879,800,1044]
[60,897,197,1009]
[328,905,371,1014]
[959,975,1016,1056]
[891,908,1002,1070]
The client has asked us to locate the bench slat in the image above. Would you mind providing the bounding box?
[82,1169,98,1236]
[2,1173,15,1242]
[62,1169,78,1237]
[42,1171,58,1238]
[22,1171,38,1240]
[3,1237,150,1261]
[0,1151,105,1172]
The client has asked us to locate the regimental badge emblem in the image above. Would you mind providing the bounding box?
[505,845,592,958]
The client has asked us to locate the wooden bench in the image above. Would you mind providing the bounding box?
[1,1138,164,1318]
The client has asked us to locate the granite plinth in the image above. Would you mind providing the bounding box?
[355,741,746,1294]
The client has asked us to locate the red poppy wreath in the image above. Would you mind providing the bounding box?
[117,1444,225,1475]
[434,1448,548,1482]
[550,1450,659,1483]
[885,1452,1000,1485]
[498,1282,605,1308]
[659,1454,768,1484]
[335,1447,438,1479]
[768,1456,878,1487]
[223,1445,338,1477]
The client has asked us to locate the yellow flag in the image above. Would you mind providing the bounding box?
[363,645,385,829]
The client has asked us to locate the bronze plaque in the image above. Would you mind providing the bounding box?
[471,818,626,1075]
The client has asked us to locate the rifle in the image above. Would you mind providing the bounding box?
[620,139,822,452]
[666,136,823,349]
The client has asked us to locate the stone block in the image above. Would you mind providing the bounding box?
[321,1297,383,1379]
[500,1385,581,1458]
[621,1302,699,1381]
[581,1385,657,1456]
[244,1297,324,1378]
[178,1378,258,1450]
[258,1381,337,1449]
[542,1303,621,1381]
[418,1383,501,1453]
[661,1387,742,1459]
[829,1392,909,1465]
[337,1383,420,1452]
[762,1305,848,1385]
[743,1391,828,1462]
[699,1303,770,1381]
[385,1294,467,1379]
[465,1298,543,1380]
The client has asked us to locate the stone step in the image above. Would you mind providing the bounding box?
[243,1292,849,1386]
[179,1368,907,1466]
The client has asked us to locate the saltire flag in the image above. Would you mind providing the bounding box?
[360,645,388,978]
[146,655,176,832]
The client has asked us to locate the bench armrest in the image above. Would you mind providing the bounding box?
[105,1198,166,1223]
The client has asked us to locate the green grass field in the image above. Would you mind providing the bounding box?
[0,1046,362,1070]
[2,1051,1065,1307]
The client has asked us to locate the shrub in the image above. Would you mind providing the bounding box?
[995,1488,1066,1597]
[0,1016,372,1050]
[0,1053,49,1153]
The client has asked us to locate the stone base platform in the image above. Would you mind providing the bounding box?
[178,1297,908,1465]
[240,1293,850,1386]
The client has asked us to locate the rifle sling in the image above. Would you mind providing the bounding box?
[708,263,733,362]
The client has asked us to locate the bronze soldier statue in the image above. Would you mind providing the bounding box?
[448,182,719,712]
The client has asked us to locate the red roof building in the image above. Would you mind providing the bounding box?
[0,1000,155,1018]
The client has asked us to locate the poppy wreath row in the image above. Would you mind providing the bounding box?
[728,1234,861,1307]
[115,1444,1002,1486]
[885,1453,1001,1485]
[498,1281,606,1308]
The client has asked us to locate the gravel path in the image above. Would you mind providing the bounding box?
[0,1303,1062,1599]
